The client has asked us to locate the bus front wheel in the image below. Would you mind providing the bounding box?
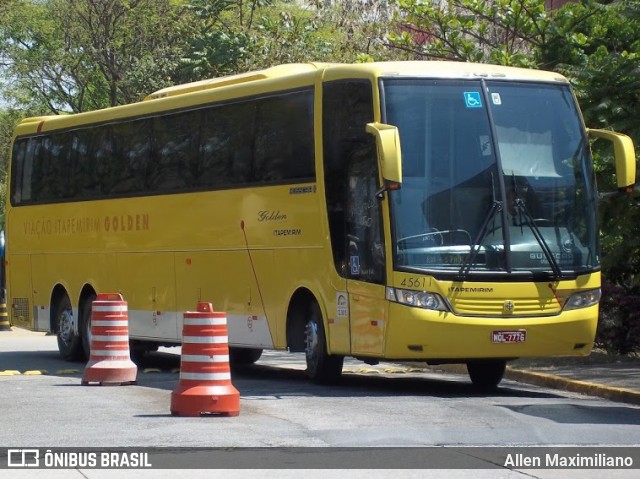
[304,302,343,384]
[55,295,83,361]
[466,359,507,391]
[229,347,263,365]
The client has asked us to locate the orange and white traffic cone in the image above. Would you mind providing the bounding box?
[170,302,240,416]
[81,293,137,386]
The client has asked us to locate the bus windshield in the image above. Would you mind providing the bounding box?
[384,79,598,278]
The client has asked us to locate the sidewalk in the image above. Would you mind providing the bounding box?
[505,353,640,405]
[428,352,640,405]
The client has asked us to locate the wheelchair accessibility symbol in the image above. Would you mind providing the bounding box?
[464,91,482,108]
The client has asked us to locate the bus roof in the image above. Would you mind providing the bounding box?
[144,63,325,100]
[323,61,569,83]
[14,61,569,137]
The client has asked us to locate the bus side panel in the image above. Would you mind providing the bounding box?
[174,250,275,348]
[31,253,67,332]
[7,254,34,330]
[347,281,387,357]
[270,247,350,353]
[115,252,177,340]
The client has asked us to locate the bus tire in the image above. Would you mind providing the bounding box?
[304,301,343,384]
[466,359,507,391]
[229,347,263,365]
[55,294,83,361]
[80,294,96,361]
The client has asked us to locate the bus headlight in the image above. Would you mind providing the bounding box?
[563,289,601,310]
[386,287,449,311]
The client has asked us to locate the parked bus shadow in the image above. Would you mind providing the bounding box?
[0,344,565,401]
[132,350,562,402]
[135,354,640,427]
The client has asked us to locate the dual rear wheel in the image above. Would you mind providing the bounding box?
[54,293,94,362]
[55,295,82,361]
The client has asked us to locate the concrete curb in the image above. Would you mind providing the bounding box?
[505,368,640,406]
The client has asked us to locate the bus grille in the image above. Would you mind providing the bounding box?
[12,298,31,323]
[450,297,562,316]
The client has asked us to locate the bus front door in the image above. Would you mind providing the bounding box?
[345,144,388,358]
[347,279,387,357]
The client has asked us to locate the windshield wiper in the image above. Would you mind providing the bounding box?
[456,199,502,280]
[512,181,563,280]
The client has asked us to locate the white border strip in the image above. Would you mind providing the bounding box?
[91,335,130,342]
[182,336,228,344]
[183,317,227,326]
[179,372,231,381]
[91,320,129,327]
[181,354,229,363]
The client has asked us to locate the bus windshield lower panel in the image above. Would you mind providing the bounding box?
[383,79,598,279]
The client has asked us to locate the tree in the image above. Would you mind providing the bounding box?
[0,0,195,113]
[388,0,552,66]
[179,0,400,81]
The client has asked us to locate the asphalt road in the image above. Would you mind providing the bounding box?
[2,328,640,478]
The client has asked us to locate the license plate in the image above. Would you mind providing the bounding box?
[492,330,526,343]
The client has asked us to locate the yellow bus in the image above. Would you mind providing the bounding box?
[5,62,636,389]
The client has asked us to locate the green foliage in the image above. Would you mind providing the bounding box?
[0,0,194,112]
[388,0,551,67]
[597,282,640,355]
[178,0,399,80]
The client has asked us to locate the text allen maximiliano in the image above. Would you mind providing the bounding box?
[504,453,634,468]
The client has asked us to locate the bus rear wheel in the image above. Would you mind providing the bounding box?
[55,295,83,361]
[304,301,343,384]
[80,294,96,361]
[466,359,507,391]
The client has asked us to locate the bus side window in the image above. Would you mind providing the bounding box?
[253,91,314,184]
[345,140,385,284]
[92,125,117,195]
[69,129,99,199]
[31,136,53,202]
[110,120,151,195]
[198,101,253,188]
[254,96,288,183]
[10,140,29,204]
[150,111,199,191]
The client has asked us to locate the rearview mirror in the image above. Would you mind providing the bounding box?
[366,122,403,189]
[588,129,636,194]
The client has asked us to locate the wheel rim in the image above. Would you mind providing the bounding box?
[58,309,75,347]
[304,317,319,370]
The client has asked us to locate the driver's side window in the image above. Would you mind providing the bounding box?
[323,80,385,284]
